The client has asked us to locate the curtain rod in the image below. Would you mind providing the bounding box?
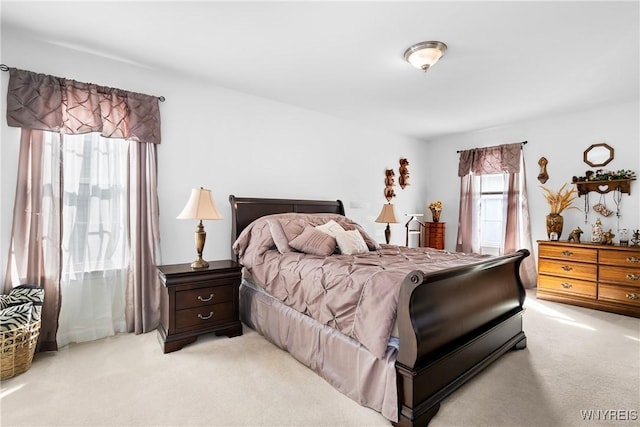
[0,64,165,102]
[456,140,527,154]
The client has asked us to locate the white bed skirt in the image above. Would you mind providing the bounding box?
[239,280,399,422]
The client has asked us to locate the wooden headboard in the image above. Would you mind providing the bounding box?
[228,195,345,256]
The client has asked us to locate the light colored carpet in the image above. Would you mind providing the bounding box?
[1,291,639,427]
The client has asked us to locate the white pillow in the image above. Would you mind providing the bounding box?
[315,220,346,238]
[335,230,369,255]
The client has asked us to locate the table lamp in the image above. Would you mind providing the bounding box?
[177,187,223,269]
[375,203,399,244]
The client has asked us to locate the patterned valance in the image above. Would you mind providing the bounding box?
[6,67,161,144]
[458,143,522,176]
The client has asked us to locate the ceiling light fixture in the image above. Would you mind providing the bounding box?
[404,41,448,72]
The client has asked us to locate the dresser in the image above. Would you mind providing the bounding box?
[157,260,243,353]
[424,222,445,250]
[537,241,640,317]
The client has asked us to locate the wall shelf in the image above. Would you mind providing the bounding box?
[573,178,635,196]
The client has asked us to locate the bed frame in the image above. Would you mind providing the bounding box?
[229,195,529,427]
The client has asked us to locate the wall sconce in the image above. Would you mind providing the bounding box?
[177,187,223,269]
[399,158,410,189]
[375,203,400,244]
[404,41,448,72]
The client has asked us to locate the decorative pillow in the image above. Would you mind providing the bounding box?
[335,230,370,255]
[6,285,45,322]
[315,220,346,238]
[288,226,337,257]
[0,302,33,332]
[268,219,293,254]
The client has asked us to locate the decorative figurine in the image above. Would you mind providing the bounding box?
[601,229,615,246]
[631,230,640,246]
[591,218,603,243]
[567,227,583,243]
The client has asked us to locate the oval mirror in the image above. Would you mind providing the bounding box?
[583,143,614,167]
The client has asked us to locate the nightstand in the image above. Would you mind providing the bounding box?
[157,260,243,353]
[425,222,445,250]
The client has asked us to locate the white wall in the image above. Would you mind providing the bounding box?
[421,101,640,253]
[0,26,426,280]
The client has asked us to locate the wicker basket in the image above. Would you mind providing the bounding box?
[1,320,41,380]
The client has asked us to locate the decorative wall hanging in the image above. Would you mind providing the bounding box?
[537,157,549,184]
[384,169,396,202]
[398,158,410,189]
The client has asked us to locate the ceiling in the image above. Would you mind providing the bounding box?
[2,1,639,141]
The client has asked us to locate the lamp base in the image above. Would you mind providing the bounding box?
[190,257,209,269]
[384,224,391,244]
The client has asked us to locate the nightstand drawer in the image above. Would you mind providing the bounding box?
[538,275,596,298]
[599,266,640,288]
[538,259,596,281]
[539,245,597,262]
[176,285,234,310]
[175,302,234,330]
[598,284,640,307]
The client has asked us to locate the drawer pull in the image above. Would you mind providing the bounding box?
[197,311,214,320]
[561,282,572,289]
[561,265,573,272]
[627,256,640,264]
[626,274,640,281]
[197,293,214,302]
[561,250,574,257]
[626,293,639,301]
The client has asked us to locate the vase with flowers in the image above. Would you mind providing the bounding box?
[428,201,443,222]
[540,183,579,239]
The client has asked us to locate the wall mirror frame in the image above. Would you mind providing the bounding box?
[583,143,614,167]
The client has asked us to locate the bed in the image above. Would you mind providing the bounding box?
[229,195,529,426]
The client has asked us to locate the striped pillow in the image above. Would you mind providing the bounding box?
[5,285,44,322]
[0,302,33,332]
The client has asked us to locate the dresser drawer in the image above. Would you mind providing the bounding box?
[175,302,234,330]
[538,275,596,298]
[598,284,640,308]
[599,266,640,288]
[598,250,640,267]
[538,244,597,263]
[176,284,234,310]
[538,259,596,281]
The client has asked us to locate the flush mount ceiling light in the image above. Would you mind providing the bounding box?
[404,41,448,72]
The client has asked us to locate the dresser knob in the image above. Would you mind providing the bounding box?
[627,256,640,264]
[626,293,639,301]
[561,250,574,257]
[626,274,640,281]
[561,282,572,289]
[198,311,214,320]
[197,293,214,302]
[561,265,573,272]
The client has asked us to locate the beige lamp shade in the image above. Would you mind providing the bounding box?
[177,188,223,220]
[375,203,400,224]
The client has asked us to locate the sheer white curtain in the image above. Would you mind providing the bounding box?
[50,132,130,347]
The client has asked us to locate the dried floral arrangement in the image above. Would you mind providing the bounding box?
[540,183,580,214]
[428,201,443,212]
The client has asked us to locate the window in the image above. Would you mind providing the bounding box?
[43,131,129,346]
[478,174,505,255]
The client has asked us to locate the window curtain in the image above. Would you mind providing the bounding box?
[456,143,537,288]
[3,67,162,350]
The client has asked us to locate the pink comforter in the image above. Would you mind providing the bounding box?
[233,214,489,359]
